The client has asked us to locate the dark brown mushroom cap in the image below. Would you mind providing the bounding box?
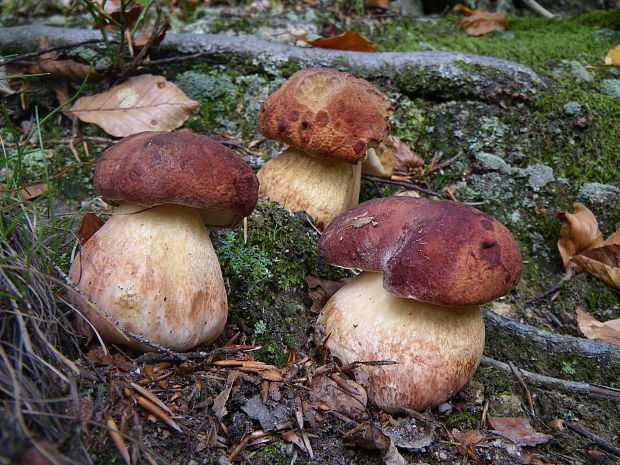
[94,131,259,227]
[318,196,522,306]
[258,68,392,164]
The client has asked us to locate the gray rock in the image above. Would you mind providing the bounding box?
[475,152,511,174]
[563,101,582,115]
[557,60,592,82]
[577,182,620,205]
[600,79,620,98]
[517,163,555,191]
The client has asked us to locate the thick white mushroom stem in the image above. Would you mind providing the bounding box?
[257,147,361,230]
[69,203,228,351]
[316,271,485,413]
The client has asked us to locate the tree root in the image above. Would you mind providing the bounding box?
[483,310,620,387]
[0,25,544,102]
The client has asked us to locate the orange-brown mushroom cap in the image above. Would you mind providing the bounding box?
[258,68,392,164]
[95,131,259,227]
[318,196,522,306]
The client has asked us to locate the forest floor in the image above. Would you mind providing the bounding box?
[0,2,619,465]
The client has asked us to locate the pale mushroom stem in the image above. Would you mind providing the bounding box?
[69,202,228,351]
[316,271,485,413]
[257,147,361,230]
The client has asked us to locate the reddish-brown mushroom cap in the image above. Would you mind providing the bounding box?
[318,196,522,306]
[258,68,392,164]
[95,131,259,227]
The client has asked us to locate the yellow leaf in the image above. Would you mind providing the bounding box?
[69,74,198,138]
[576,307,620,346]
[605,45,620,66]
[572,244,620,289]
[556,203,603,269]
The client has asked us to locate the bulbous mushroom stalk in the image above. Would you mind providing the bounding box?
[258,68,392,229]
[317,196,522,411]
[316,271,484,413]
[70,203,226,351]
[69,131,259,351]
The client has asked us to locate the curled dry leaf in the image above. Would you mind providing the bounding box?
[292,30,376,52]
[392,137,424,175]
[453,4,508,37]
[487,416,552,446]
[306,276,349,313]
[605,45,620,66]
[309,374,368,420]
[572,244,620,289]
[77,213,104,245]
[69,74,198,137]
[134,20,171,49]
[576,307,620,346]
[557,202,603,269]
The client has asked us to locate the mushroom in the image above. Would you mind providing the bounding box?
[316,196,522,412]
[257,67,392,229]
[69,131,259,351]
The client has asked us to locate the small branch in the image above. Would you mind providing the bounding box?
[524,273,585,305]
[0,39,108,67]
[362,175,442,198]
[563,420,620,457]
[521,0,554,18]
[480,356,620,401]
[508,361,535,416]
[133,346,260,364]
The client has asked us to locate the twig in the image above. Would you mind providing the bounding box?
[524,273,585,305]
[0,39,108,67]
[481,356,620,400]
[362,175,442,198]
[133,346,260,364]
[521,0,554,18]
[119,3,165,80]
[563,420,620,457]
[507,361,535,416]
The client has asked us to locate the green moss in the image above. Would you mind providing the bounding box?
[444,411,480,429]
[375,12,620,71]
[250,440,320,465]
[212,201,350,366]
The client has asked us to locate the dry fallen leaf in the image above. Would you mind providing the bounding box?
[69,74,198,137]
[454,4,508,36]
[453,430,486,445]
[576,307,620,346]
[603,229,620,246]
[572,245,620,289]
[18,183,48,201]
[77,213,104,245]
[306,276,349,313]
[134,20,171,49]
[292,30,376,52]
[309,374,368,420]
[392,137,424,175]
[605,45,620,66]
[487,416,552,446]
[557,202,603,269]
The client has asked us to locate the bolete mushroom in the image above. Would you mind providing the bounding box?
[316,196,522,412]
[257,67,392,229]
[69,131,259,351]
